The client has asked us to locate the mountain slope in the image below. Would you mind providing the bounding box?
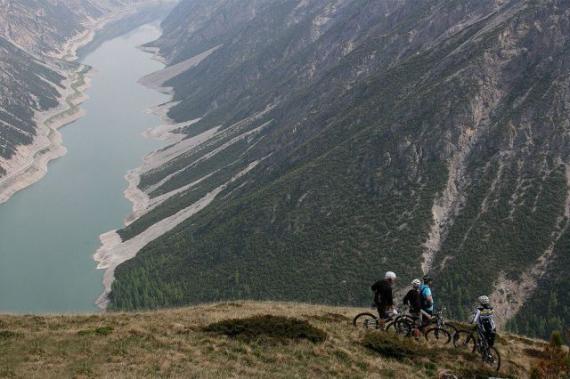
[104,0,570,340]
[0,301,558,378]
[0,37,66,176]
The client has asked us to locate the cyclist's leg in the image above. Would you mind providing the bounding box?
[410,312,421,337]
[420,309,432,329]
[377,305,389,321]
[486,329,496,347]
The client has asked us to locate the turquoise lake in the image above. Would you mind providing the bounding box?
[0,23,168,313]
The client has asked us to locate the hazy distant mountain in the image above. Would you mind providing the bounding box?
[0,0,150,54]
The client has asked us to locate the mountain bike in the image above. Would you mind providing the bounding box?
[453,325,501,371]
[424,307,456,346]
[352,305,414,335]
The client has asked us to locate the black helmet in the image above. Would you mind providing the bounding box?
[423,274,433,283]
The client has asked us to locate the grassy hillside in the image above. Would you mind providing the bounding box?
[0,302,565,378]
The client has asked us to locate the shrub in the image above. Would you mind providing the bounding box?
[77,326,114,336]
[95,326,114,336]
[203,315,327,343]
[362,332,424,360]
[0,330,16,340]
[550,331,563,349]
[362,332,501,377]
[304,313,350,323]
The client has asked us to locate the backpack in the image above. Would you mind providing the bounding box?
[479,307,496,333]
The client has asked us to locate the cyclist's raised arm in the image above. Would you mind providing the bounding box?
[471,308,481,324]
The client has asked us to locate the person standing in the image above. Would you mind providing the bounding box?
[420,274,434,315]
[472,295,497,347]
[403,278,422,315]
[403,278,423,336]
[371,271,397,319]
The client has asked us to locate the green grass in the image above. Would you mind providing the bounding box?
[0,301,549,378]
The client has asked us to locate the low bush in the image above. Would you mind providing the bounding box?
[362,332,503,378]
[78,326,114,336]
[203,315,327,343]
[362,332,432,360]
[0,330,17,340]
[304,313,350,323]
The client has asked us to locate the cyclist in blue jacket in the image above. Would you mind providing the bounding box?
[420,274,434,316]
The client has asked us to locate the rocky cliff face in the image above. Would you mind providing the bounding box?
[103,0,569,339]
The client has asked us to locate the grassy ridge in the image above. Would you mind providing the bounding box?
[0,302,557,378]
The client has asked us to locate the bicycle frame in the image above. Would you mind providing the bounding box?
[476,326,490,352]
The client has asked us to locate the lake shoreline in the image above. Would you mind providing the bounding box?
[93,44,276,310]
[92,48,221,309]
[0,0,171,206]
[0,66,92,205]
[92,68,182,310]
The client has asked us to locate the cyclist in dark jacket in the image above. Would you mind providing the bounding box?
[403,278,424,336]
[371,271,397,319]
[403,278,422,314]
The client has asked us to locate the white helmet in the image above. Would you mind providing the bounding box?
[478,295,490,305]
[411,279,421,288]
[385,271,397,280]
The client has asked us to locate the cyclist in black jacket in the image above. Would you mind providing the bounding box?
[403,278,422,314]
[403,278,424,336]
[371,271,397,319]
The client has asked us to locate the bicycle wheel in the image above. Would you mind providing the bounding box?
[424,327,451,346]
[453,330,476,352]
[443,323,459,337]
[385,315,409,334]
[353,312,378,329]
[482,346,501,371]
[390,318,414,336]
[384,319,398,334]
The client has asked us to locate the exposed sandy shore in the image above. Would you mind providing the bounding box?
[138,44,222,93]
[0,67,92,204]
[0,0,172,205]
[92,84,221,309]
[94,160,262,309]
[93,93,277,310]
[92,33,279,308]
